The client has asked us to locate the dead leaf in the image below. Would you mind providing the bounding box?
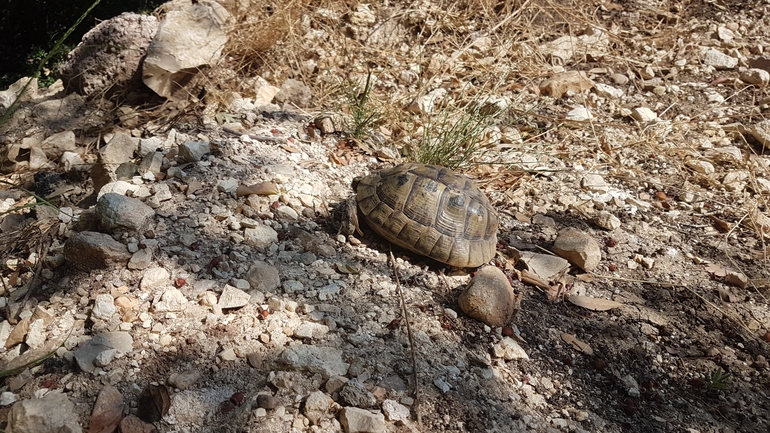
[514,212,531,223]
[709,215,731,232]
[704,263,727,277]
[236,182,279,197]
[567,295,622,311]
[279,143,301,153]
[336,263,360,274]
[717,287,740,303]
[561,333,594,355]
[137,384,170,423]
[575,273,595,283]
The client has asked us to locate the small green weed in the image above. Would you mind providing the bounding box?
[343,72,384,140]
[415,96,508,170]
[706,367,731,391]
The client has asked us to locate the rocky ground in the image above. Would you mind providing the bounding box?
[1,0,770,432]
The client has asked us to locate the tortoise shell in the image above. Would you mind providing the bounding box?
[356,163,498,267]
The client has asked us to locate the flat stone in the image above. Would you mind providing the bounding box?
[25,319,46,349]
[178,141,211,162]
[64,231,131,271]
[280,345,349,378]
[458,266,518,327]
[552,227,602,271]
[74,332,133,373]
[218,285,251,309]
[703,48,738,69]
[142,2,231,98]
[245,261,280,293]
[339,407,386,433]
[5,317,30,349]
[593,82,624,99]
[6,391,82,433]
[96,193,155,233]
[565,105,592,121]
[294,322,330,339]
[516,251,570,281]
[127,249,153,270]
[92,294,117,320]
[220,348,237,361]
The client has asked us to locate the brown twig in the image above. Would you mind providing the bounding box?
[389,250,420,425]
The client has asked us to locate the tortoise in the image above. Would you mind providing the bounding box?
[355,162,499,267]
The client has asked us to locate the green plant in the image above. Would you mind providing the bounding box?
[343,72,384,140]
[415,95,508,170]
[706,367,731,391]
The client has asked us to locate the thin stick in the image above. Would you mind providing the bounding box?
[389,250,420,424]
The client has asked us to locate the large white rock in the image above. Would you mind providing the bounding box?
[142,1,233,98]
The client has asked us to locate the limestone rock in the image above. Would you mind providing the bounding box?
[64,231,131,271]
[168,370,201,390]
[6,391,82,433]
[593,211,621,231]
[40,131,77,160]
[217,285,251,309]
[96,193,155,233]
[748,119,770,149]
[274,79,313,108]
[382,399,410,422]
[245,261,280,292]
[339,379,377,408]
[539,71,594,98]
[92,294,117,320]
[703,48,738,69]
[140,267,170,291]
[244,225,278,249]
[740,68,770,86]
[630,107,657,122]
[280,345,349,378]
[552,227,601,271]
[339,407,386,433]
[153,288,188,312]
[58,12,159,97]
[493,337,529,360]
[143,1,232,98]
[74,332,133,374]
[178,141,210,162]
[303,391,336,425]
[458,266,518,327]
